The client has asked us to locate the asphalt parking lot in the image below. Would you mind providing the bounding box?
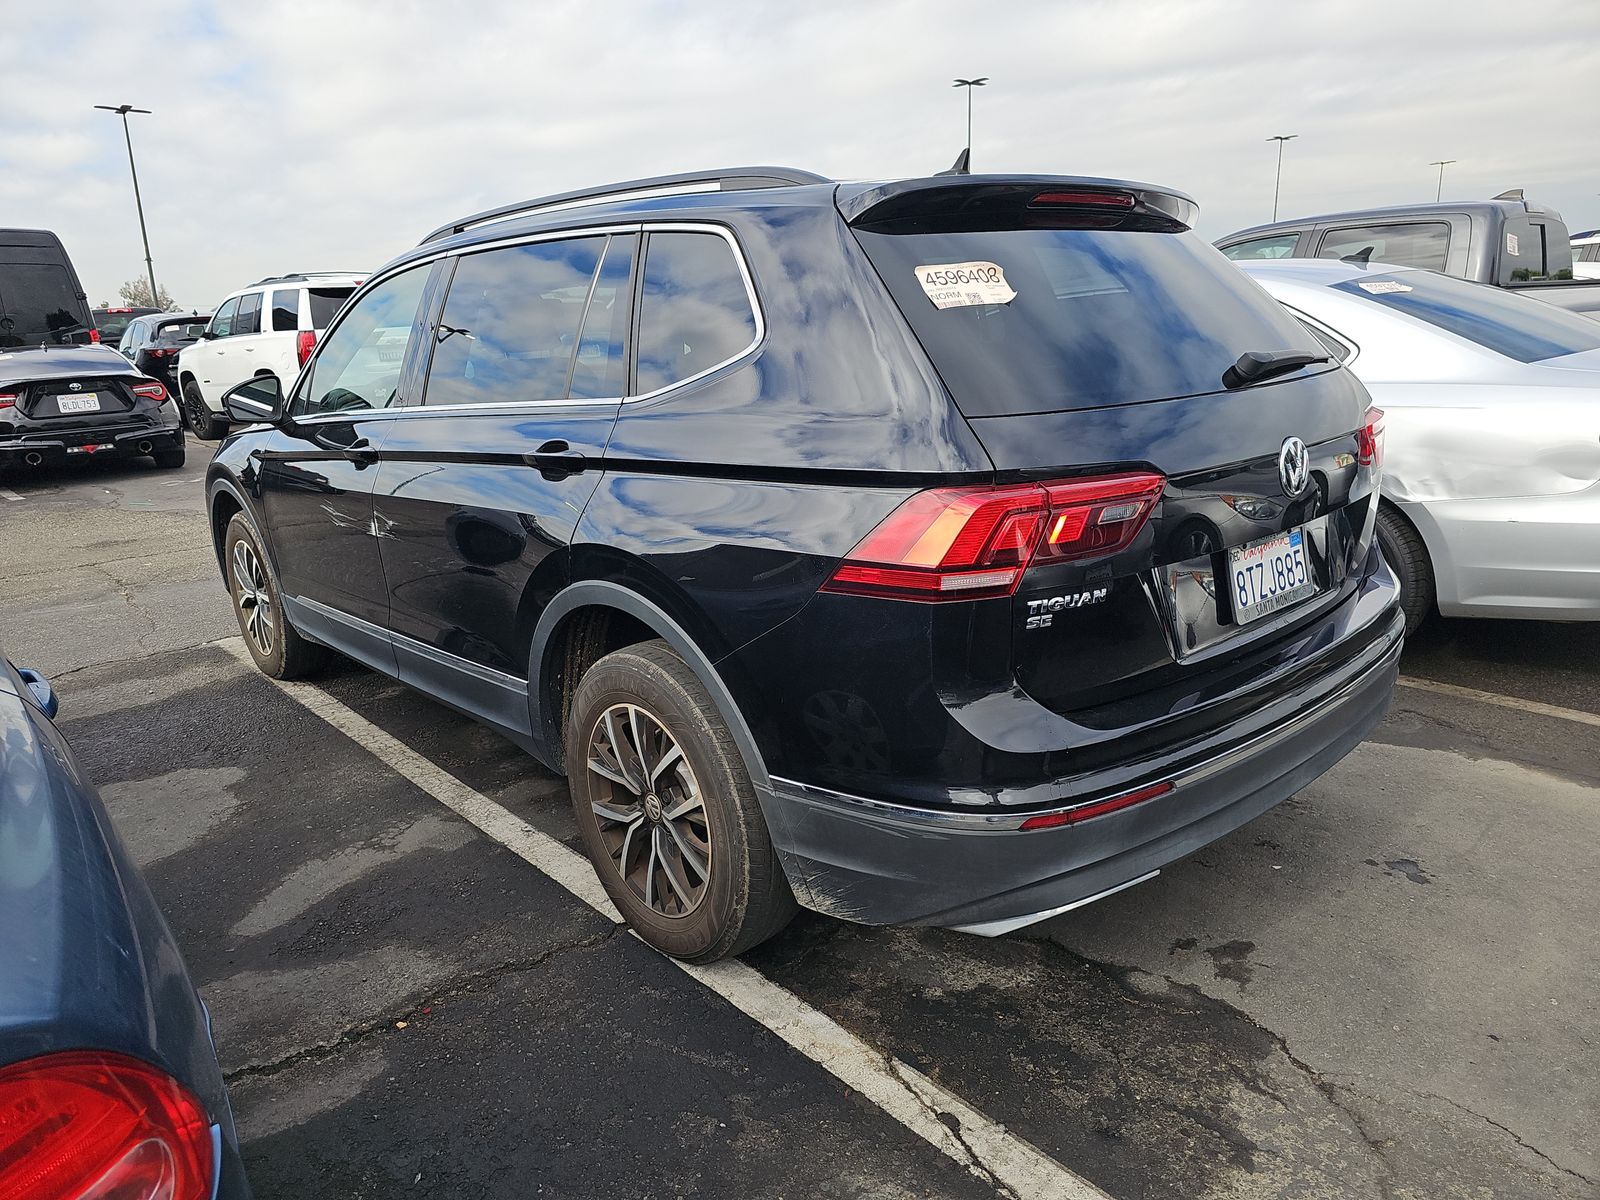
[1,454,1595,1200]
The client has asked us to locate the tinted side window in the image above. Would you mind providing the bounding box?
[1316,222,1450,271]
[308,288,356,329]
[210,296,240,338]
[569,235,636,400]
[294,267,429,416]
[271,289,299,331]
[634,232,757,394]
[425,237,604,407]
[236,291,263,335]
[1222,233,1302,260]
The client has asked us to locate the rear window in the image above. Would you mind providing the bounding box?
[1,263,89,346]
[308,287,356,329]
[1331,271,1600,362]
[1316,222,1450,272]
[856,228,1324,414]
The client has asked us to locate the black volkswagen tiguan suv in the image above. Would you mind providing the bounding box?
[208,167,1402,961]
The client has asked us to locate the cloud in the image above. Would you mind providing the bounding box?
[3,0,1596,307]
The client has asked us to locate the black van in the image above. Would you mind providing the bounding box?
[0,229,97,348]
[207,167,1403,962]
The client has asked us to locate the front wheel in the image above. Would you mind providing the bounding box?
[566,640,796,962]
[223,513,329,679]
[183,379,228,441]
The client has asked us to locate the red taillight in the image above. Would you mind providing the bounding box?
[296,330,317,367]
[1029,190,1136,209]
[88,329,101,344]
[0,1051,214,1200]
[821,471,1164,602]
[131,380,167,402]
[0,394,16,410]
[1357,405,1385,469]
[1018,781,1175,831]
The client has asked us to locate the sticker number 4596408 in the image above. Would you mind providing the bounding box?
[914,261,1017,309]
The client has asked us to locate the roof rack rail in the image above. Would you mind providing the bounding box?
[249,271,365,286]
[420,166,831,245]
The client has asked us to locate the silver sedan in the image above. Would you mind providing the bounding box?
[1240,258,1600,632]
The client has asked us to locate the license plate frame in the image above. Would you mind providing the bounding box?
[1227,526,1319,625]
[56,393,102,413]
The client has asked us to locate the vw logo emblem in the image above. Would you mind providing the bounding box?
[1279,436,1311,496]
[68,382,83,391]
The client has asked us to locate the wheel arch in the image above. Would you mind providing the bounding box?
[1378,494,1456,610]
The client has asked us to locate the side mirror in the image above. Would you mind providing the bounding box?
[223,375,286,425]
[16,668,58,719]
[200,328,217,340]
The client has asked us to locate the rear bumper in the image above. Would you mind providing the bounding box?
[0,424,183,464]
[764,576,1404,932]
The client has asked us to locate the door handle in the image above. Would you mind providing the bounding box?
[341,437,379,468]
[525,439,587,479]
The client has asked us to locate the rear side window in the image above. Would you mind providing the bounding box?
[1316,222,1450,271]
[569,234,636,400]
[425,237,605,406]
[271,289,299,331]
[1331,271,1600,362]
[857,227,1324,415]
[634,232,757,394]
[308,287,356,330]
[1222,233,1302,260]
[0,263,87,345]
[236,291,263,335]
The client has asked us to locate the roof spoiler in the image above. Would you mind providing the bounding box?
[838,176,1199,233]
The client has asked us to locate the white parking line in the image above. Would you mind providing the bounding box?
[218,638,1106,1200]
[0,487,23,501]
[161,476,205,486]
[1398,675,1600,730]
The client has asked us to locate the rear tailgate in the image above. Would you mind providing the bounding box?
[848,181,1382,718]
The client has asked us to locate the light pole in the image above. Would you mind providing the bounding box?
[1267,134,1297,221]
[1430,159,1457,202]
[953,77,988,156]
[95,104,159,306]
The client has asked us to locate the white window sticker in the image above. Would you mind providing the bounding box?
[1506,232,1520,256]
[1357,279,1413,295]
[914,261,1017,309]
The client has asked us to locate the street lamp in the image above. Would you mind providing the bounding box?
[1267,134,1298,222]
[1429,159,1457,202]
[953,77,988,158]
[94,104,159,306]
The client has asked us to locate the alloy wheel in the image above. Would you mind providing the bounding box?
[231,540,275,656]
[586,703,711,917]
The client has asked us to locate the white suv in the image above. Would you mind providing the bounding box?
[176,272,364,438]
[1571,231,1600,280]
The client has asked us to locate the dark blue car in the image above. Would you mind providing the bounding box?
[0,650,248,1198]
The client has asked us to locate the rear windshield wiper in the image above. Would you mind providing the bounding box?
[1223,349,1330,389]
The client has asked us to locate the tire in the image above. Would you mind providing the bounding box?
[566,639,796,962]
[1376,504,1434,636]
[223,513,329,679]
[151,439,186,469]
[183,379,228,441]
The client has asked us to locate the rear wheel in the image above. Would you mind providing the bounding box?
[566,640,796,962]
[223,513,329,679]
[183,379,228,441]
[1376,505,1434,636]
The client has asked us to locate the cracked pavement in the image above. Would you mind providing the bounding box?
[2,456,1596,1198]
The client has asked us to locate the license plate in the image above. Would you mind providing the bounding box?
[1227,527,1317,624]
[57,394,101,413]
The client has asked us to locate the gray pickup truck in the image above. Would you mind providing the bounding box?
[1217,190,1600,317]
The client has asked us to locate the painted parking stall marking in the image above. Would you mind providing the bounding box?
[217,638,1108,1200]
[0,487,23,501]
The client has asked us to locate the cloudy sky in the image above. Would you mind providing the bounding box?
[3,0,1596,309]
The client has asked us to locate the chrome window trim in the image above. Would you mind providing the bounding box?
[292,220,762,422]
[1284,303,1360,367]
